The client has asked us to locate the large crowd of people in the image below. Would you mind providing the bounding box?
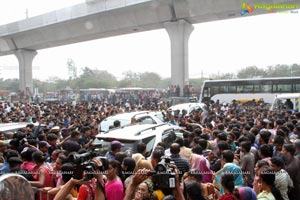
[0,97,300,200]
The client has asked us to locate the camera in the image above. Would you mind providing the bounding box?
[235,146,241,154]
[20,138,28,146]
[152,156,176,190]
[69,152,109,180]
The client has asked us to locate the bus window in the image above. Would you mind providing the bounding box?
[219,86,228,93]
[294,84,300,92]
[261,85,272,92]
[203,87,210,98]
[254,85,260,92]
[237,86,243,93]
[243,85,253,93]
[273,84,292,92]
[212,86,219,94]
[228,86,236,93]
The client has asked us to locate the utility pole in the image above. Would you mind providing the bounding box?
[25,8,29,19]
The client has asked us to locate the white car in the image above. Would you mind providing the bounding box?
[0,122,31,133]
[168,103,208,119]
[94,123,182,158]
[99,111,167,133]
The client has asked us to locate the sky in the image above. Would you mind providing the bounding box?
[0,0,300,81]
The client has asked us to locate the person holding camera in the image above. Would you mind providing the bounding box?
[53,158,106,200]
[170,143,190,181]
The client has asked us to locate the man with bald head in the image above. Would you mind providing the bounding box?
[170,142,190,180]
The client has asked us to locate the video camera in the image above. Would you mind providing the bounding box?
[151,156,176,190]
[68,151,109,180]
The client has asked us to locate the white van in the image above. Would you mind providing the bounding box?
[270,93,300,112]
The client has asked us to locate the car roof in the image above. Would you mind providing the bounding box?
[0,122,30,133]
[169,103,205,110]
[96,123,179,141]
[104,111,159,120]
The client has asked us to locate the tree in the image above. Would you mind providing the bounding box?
[119,71,140,87]
[289,63,300,77]
[210,73,236,80]
[0,78,19,91]
[139,72,161,87]
[77,67,117,88]
[237,66,266,78]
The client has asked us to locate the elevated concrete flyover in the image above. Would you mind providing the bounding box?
[0,0,299,97]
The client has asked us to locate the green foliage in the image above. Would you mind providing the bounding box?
[0,79,19,91]
[237,66,266,78]
[210,73,236,80]
[1,63,300,94]
[139,72,161,88]
[78,67,117,88]
[118,71,162,88]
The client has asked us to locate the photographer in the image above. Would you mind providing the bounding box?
[169,143,190,181]
[53,157,106,200]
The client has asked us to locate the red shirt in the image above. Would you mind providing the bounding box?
[219,193,236,200]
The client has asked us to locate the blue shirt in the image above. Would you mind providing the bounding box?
[0,162,10,174]
[105,151,115,160]
[273,146,283,159]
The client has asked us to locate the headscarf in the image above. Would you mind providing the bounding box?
[234,187,257,200]
[143,180,154,199]
[190,153,213,183]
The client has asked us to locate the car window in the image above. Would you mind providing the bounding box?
[100,118,130,132]
[137,116,156,124]
[142,135,156,158]
[94,138,137,156]
[154,113,167,122]
[190,106,203,114]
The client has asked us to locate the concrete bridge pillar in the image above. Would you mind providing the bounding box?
[15,49,37,101]
[164,20,194,97]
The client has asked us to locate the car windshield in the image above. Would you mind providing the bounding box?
[94,135,156,158]
[100,118,131,132]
